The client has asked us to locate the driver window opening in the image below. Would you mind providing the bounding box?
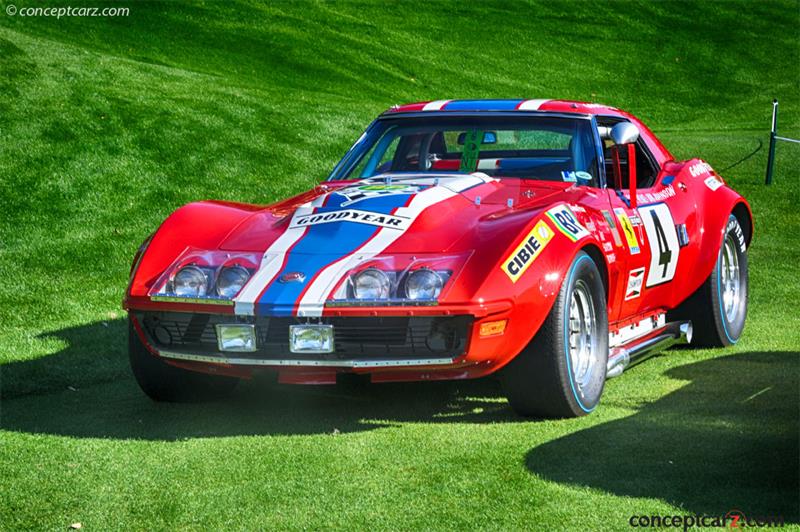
[598,119,659,189]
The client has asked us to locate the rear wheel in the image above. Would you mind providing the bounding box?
[129,320,239,402]
[669,214,748,347]
[501,252,608,418]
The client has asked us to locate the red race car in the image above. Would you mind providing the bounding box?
[124,99,752,418]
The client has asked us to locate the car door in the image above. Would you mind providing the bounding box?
[605,137,686,322]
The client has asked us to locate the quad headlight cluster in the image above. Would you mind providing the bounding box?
[169,264,253,299]
[329,254,469,305]
[351,267,445,301]
[150,250,262,302]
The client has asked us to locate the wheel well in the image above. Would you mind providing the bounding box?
[581,244,609,299]
[731,202,753,247]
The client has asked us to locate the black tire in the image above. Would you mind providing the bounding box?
[501,252,609,418]
[129,320,239,402]
[668,214,748,347]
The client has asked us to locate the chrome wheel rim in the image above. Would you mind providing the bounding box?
[568,280,598,391]
[721,234,741,322]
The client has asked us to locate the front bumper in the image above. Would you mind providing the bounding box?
[133,311,474,369]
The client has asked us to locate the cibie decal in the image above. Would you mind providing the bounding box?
[624,267,646,300]
[613,208,641,255]
[290,209,411,230]
[704,176,724,191]
[546,204,591,242]
[335,184,423,207]
[502,220,554,283]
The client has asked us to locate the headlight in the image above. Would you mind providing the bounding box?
[352,268,390,300]
[404,268,443,300]
[173,265,208,297]
[216,265,250,298]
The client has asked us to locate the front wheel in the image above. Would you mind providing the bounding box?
[501,252,609,418]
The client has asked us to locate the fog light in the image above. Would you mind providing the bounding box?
[290,324,334,353]
[215,324,256,352]
[479,319,507,337]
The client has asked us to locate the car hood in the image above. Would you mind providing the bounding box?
[220,173,571,255]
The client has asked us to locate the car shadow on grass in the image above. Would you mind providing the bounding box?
[525,350,800,523]
[0,319,518,439]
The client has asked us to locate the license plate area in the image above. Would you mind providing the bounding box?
[290,324,335,354]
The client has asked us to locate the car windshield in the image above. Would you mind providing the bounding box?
[328,115,600,185]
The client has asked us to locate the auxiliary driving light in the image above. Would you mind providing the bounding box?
[290,324,335,354]
[216,324,257,352]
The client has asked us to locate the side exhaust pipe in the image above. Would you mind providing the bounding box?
[606,321,692,378]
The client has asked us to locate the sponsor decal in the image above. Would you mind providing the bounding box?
[614,208,641,255]
[704,175,724,191]
[290,208,410,230]
[602,242,614,252]
[502,220,554,283]
[335,184,423,207]
[636,185,675,205]
[602,210,624,248]
[625,267,646,300]
[546,204,591,242]
[459,129,484,172]
[689,161,713,177]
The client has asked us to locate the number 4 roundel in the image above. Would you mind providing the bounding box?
[638,204,680,287]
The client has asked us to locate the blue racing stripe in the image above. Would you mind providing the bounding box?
[442,99,524,111]
[255,190,417,316]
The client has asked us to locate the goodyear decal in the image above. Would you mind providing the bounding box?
[613,208,641,255]
[502,220,554,283]
[290,209,410,230]
[546,205,591,242]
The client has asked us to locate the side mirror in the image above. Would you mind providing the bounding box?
[609,123,641,208]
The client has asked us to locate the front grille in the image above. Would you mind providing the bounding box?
[136,311,472,362]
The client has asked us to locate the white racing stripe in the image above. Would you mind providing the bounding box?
[296,175,487,317]
[517,99,550,110]
[422,100,450,111]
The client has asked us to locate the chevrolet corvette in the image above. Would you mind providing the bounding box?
[124,99,752,417]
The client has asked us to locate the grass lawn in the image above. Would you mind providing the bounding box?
[1,0,798,529]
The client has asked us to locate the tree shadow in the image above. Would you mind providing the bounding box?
[526,351,800,522]
[0,319,518,440]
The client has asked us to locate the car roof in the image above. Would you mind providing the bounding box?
[381,99,673,165]
[383,99,628,117]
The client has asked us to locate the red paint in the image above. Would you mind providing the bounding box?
[125,102,752,385]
